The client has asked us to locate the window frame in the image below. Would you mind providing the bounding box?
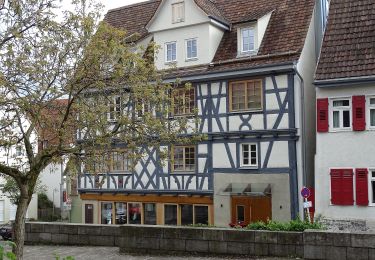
[240,143,258,168]
[369,169,375,206]
[164,203,178,225]
[329,98,352,131]
[185,38,198,61]
[110,150,132,173]
[171,145,196,173]
[107,96,122,122]
[172,1,185,23]
[172,87,196,116]
[165,41,177,63]
[229,79,263,112]
[367,96,375,130]
[240,27,256,53]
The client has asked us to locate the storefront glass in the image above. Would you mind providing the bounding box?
[180,204,193,225]
[128,203,142,224]
[194,205,208,225]
[115,202,127,224]
[101,202,113,224]
[164,204,177,225]
[143,203,157,225]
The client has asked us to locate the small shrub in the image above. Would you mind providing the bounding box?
[0,241,16,260]
[245,218,324,231]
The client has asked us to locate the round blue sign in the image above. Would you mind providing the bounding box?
[301,187,311,198]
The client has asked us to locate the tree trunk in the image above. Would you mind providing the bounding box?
[13,186,30,260]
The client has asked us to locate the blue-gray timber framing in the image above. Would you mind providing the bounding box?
[79,67,300,219]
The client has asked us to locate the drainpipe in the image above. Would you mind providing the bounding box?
[293,63,307,188]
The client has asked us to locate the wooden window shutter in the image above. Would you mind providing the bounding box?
[317,98,329,132]
[341,169,354,205]
[356,168,369,206]
[352,95,366,131]
[330,169,342,205]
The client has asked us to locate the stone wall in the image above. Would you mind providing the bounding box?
[24,223,375,259]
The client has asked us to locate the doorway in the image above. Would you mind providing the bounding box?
[231,196,272,226]
[85,204,94,224]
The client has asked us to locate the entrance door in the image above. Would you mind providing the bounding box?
[85,204,94,224]
[231,196,272,226]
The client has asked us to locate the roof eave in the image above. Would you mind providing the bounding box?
[314,75,375,88]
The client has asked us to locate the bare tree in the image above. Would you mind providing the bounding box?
[0,0,199,258]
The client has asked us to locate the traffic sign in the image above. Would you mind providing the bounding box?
[301,187,311,198]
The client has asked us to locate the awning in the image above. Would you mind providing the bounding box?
[220,183,272,196]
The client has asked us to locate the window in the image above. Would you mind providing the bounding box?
[241,28,255,53]
[0,201,4,222]
[172,87,195,115]
[194,205,208,225]
[143,203,157,225]
[331,99,351,130]
[111,151,131,173]
[108,96,121,121]
[172,2,184,23]
[236,205,245,222]
[180,204,193,225]
[186,39,197,60]
[115,202,127,224]
[368,97,375,128]
[15,146,22,157]
[240,143,258,167]
[165,42,177,63]
[101,202,113,224]
[164,204,178,225]
[370,170,375,205]
[229,80,262,112]
[173,146,195,172]
[128,203,141,224]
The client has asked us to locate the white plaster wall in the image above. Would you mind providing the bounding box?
[0,192,37,223]
[212,143,235,168]
[315,85,375,220]
[214,173,291,227]
[39,162,65,208]
[81,200,99,224]
[267,141,289,168]
[257,12,273,47]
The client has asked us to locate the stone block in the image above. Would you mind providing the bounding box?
[268,244,296,257]
[78,225,102,235]
[68,234,90,245]
[325,246,346,260]
[208,241,228,254]
[44,224,60,234]
[227,242,250,255]
[24,223,31,233]
[135,237,160,250]
[369,249,375,260]
[38,232,52,243]
[202,229,225,241]
[304,230,334,246]
[185,239,209,253]
[254,243,269,256]
[347,247,369,260]
[30,223,44,233]
[351,233,375,248]
[60,225,78,234]
[89,235,115,246]
[224,230,254,242]
[278,232,303,245]
[27,233,41,243]
[333,232,351,247]
[159,238,186,251]
[101,225,120,236]
[295,245,304,258]
[122,225,163,239]
[51,234,69,244]
[304,245,326,259]
[254,231,278,244]
[163,227,202,240]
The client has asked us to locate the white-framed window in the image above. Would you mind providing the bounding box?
[240,143,257,167]
[172,2,185,23]
[185,38,197,60]
[370,169,375,206]
[0,201,4,222]
[165,42,177,63]
[367,97,375,129]
[108,96,121,122]
[15,146,23,157]
[330,98,351,130]
[172,145,195,172]
[240,27,255,53]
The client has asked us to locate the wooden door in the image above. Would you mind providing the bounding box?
[231,196,272,226]
[85,204,94,224]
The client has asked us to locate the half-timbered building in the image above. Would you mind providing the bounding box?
[315,0,375,227]
[78,0,327,226]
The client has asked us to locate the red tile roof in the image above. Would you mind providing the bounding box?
[104,0,315,76]
[315,0,375,81]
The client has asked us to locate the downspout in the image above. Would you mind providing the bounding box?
[293,63,307,188]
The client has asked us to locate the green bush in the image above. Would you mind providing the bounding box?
[246,218,324,231]
[38,193,53,209]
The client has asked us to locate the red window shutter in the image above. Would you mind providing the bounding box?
[356,168,369,206]
[352,96,366,131]
[330,169,342,205]
[317,98,329,132]
[330,169,354,205]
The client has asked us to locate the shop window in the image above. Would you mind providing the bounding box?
[194,205,208,225]
[128,203,142,224]
[180,204,193,225]
[115,202,127,224]
[237,205,245,222]
[144,203,157,225]
[101,202,113,224]
[164,204,177,225]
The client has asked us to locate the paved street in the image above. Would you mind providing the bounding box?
[22,246,297,260]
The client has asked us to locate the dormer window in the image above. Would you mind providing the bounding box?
[172,2,185,23]
[165,42,177,63]
[241,28,255,53]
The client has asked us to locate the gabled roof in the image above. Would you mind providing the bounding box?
[315,0,375,81]
[104,0,315,76]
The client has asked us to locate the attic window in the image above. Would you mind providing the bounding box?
[241,28,255,53]
[172,2,185,23]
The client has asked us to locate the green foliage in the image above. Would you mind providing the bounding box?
[54,253,75,260]
[38,193,53,209]
[246,219,324,232]
[0,241,16,260]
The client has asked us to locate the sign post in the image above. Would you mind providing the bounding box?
[301,187,312,223]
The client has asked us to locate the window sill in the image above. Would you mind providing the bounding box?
[329,128,352,133]
[171,171,196,174]
[237,50,258,58]
[165,61,177,65]
[228,109,263,115]
[239,166,258,170]
[185,58,198,62]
